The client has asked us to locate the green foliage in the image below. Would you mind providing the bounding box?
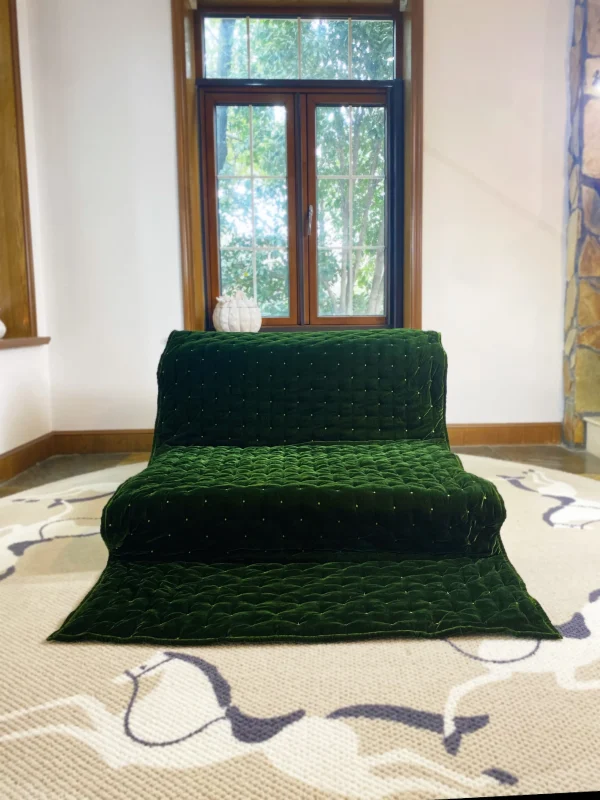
[252,106,287,175]
[204,18,248,79]
[204,17,394,81]
[220,250,253,298]
[256,251,289,316]
[352,20,394,80]
[301,20,349,79]
[250,19,298,79]
[316,106,386,316]
[217,104,290,316]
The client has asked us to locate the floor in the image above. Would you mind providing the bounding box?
[453,444,600,478]
[0,452,148,499]
[1,446,600,500]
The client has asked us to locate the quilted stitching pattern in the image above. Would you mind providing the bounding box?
[49,329,560,644]
[152,330,448,451]
[104,442,505,560]
[49,554,559,644]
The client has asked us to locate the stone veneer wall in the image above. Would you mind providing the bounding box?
[565,0,600,445]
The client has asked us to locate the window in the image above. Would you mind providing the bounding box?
[198,11,402,328]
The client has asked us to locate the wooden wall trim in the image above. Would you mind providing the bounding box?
[0,0,37,340]
[172,0,206,331]
[0,336,50,350]
[402,0,423,329]
[447,423,562,447]
[0,433,54,482]
[53,430,154,455]
[1,424,562,482]
[9,0,36,336]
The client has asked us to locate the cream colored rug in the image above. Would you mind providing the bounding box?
[2,455,600,799]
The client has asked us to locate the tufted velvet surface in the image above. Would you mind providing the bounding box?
[49,550,557,644]
[49,330,559,644]
[151,330,449,450]
[104,442,505,561]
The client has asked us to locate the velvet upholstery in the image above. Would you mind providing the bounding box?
[151,330,449,450]
[49,330,559,644]
[104,442,504,561]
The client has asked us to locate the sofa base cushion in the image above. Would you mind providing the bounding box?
[49,544,559,645]
[104,442,506,560]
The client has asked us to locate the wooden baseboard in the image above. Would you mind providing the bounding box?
[0,432,54,482]
[447,423,562,446]
[53,430,154,455]
[0,430,153,482]
[0,423,563,482]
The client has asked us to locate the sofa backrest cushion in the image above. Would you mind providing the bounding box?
[151,329,448,452]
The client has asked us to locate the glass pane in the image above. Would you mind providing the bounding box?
[301,20,349,79]
[216,105,290,318]
[252,106,287,176]
[352,179,385,247]
[216,106,250,176]
[317,248,348,315]
[315,104,386,317]
[218,179,252,247]
[204,18,248,79]
[204,16,395,82]
[250,19,298,79]
[220,249,254,298]
[318,179,349,248]
[254,179,288,247]
[256,251,289,317]
[351,20,395,80]
[316,106,349,175]
[317,249,385,316]
[352,250,385,315]
[354,106,386,176]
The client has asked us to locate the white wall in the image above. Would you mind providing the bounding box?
[21,0,182,433]
[423,0,570,423]
[0,0,52,453]
[0,349,51,452]
[6,0,569,445]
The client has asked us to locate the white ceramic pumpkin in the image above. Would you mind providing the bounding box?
[0,317,6,339]
[212,291,262,333]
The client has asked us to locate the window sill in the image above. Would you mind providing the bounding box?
[0,336,51,350]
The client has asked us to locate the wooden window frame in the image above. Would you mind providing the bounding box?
[171,0,423,330]
[0,0,41,345]
[201,86,393,328]
[202,90,299,326]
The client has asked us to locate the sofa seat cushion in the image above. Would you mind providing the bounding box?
[48,552,559,645]
[104,441,505,562]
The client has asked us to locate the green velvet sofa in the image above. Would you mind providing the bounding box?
[50,329,558,645]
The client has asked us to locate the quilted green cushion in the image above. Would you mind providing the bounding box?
[49,329,560,645]
[49,553,558,644]
[104,442,505,561]
[152,329,448,451]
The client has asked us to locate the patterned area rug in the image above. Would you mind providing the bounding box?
[2,455,600,799]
